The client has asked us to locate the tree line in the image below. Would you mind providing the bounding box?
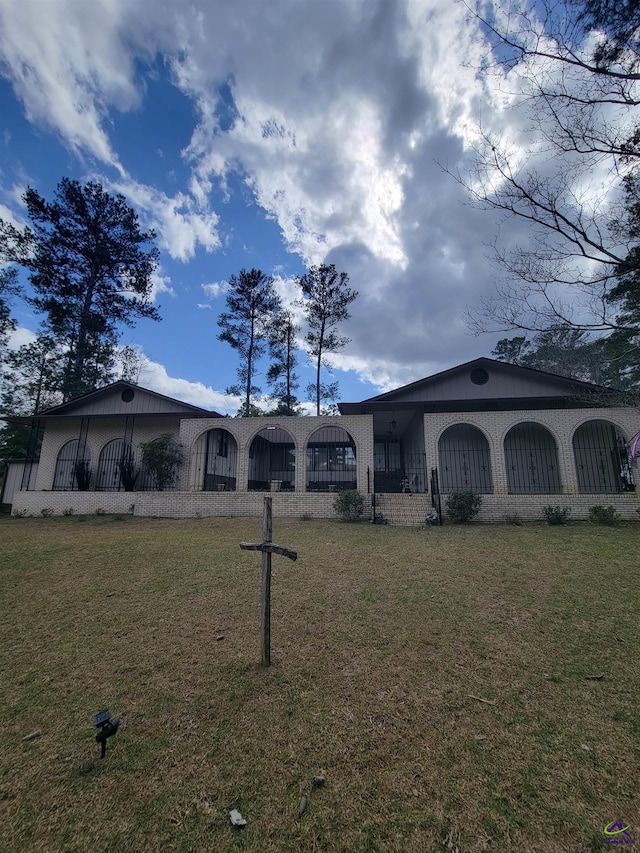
[0,178,358,459]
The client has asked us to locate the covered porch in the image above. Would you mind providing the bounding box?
[371,408,427,493]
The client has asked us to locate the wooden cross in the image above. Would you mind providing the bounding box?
[239,496,297,666]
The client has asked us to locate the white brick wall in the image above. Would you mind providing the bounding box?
[10,406,640,522]
[12,490,373,520]
[179,414,374,493]
[35,416,183,491]
[423,407,640,497]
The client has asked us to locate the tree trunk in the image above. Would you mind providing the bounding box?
[246,307,256,416]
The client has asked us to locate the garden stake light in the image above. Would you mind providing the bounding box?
[93,709,120,759]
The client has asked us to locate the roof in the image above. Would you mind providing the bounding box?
[339,357,621,414]
[3,380,223,424]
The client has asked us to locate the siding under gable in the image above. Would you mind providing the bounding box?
[51,387,207,418]
[378,364,582,403]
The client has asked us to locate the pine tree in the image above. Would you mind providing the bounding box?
[266,309,301,415]
[0,178,160,401]
[217,268,281,416]
[296,264,358,415]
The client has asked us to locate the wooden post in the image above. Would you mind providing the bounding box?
[261,496,272,666]
[239,496,297,667]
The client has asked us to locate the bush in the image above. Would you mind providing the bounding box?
[62,507,75,516]
[140,434,183,491]
[588,505,621,526]
[504,513,523,526]
[446,491,482,524]
[40,507,54,517]
[12,508,27,518]
[543,505,571,525]
[118,456,139,492]
[95,508,106,516]
[73,459,92,491]
[333,490,364,521]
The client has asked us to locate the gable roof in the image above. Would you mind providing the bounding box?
[5,381,223,423]
[339,357,620,414]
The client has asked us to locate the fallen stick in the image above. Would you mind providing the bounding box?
[468,695,496,705]
[22,730,41,741]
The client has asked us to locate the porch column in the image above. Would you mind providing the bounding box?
[423,414,438,485]
[236,440,249,491]
[489,434,509,495]
[295,437,306,492]
[555,423,580,494]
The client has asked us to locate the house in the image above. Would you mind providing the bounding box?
[5,358,640,522]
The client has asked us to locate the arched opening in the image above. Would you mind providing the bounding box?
[248,427,295,491]
[438,424,492,493]
[573,420,633,493]
[306,426,356,492]
[53,439,92,491]
[504,422,561,494]
[96,439,136,491]
[201,428,238,491]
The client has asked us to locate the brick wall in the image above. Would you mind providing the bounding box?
[14,491,135,516]
[423,407,640,496]
[179,414,374,493]
[11,406,640,522]
[35,416,183,491]
[12,490,373,520]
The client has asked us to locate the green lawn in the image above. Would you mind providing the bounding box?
[0,515,638,852]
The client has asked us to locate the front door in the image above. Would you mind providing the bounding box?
[374,438,405,492]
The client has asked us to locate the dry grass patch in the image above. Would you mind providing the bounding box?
[0,516,639,852]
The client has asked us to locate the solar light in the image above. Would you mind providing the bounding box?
[93,709,120,759]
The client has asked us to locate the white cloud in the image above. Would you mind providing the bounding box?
[149,272,175,301]
[109,177,221,262]
[7,325,37,349]
[140,355,240,414]
[0,0,145,172]
[201,281,229,299]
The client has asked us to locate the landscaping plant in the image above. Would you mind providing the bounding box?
[333,489,364,521]
[542,505,571,525]
[445,490,482,523]
[588,505,621,526]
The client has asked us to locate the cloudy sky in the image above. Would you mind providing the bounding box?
[0,0,549,413]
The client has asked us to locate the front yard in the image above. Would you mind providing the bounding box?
[0,516,638,851]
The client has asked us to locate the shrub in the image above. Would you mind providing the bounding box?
[588,505,621,526]
[140,434,183,491]
[62,507,75,516]
[300,512,312,521]
[504,513,523,526]
[95,507,106,516]
[333,490,364,521]
[12,508,27,518]
[73,459,92,491]
[446,491,482,524]
[40,507,54,517]
[118,456,139,492]
[543,505,571,525]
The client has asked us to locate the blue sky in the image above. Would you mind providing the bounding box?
[0,0,604,413]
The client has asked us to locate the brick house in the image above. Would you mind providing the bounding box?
[5,358,639,523]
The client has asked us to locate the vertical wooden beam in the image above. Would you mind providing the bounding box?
[260,496,273,666]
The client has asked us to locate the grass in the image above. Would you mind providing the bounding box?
[0,515,639,852]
